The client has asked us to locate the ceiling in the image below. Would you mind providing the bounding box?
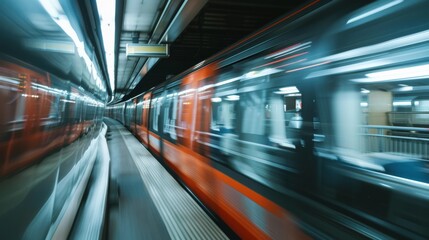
[111,0,305,103]
[0,0,306,104]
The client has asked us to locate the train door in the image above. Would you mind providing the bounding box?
[162,82,180,143]
[192,77,215,156]
[140,92,151,146]
[206,70,240,165]
[148,89,164,155]
[130,99,137,134]
[135,95,144,142]
[160,82,180,165]
[124,101,133,129]
[175,81,196,148]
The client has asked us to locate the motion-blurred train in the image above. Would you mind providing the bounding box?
[109,0,429,239]
[0,56,105,239]
[0,0,106,238]
[0,57,104,177]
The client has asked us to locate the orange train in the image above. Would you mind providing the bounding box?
[0,56,105,239]
[0,58,103,177]
[109,0,429,239]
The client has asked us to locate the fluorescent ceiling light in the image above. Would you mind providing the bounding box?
[361,88,370,94]
[226,95,240,101]
[96,0,116,93]
[211,97,222,103]
[365,64,429,82]
[398,86,413,91]
[393,101,411,106]
[278,86,299,94]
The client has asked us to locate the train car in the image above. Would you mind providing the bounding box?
[0,0,107,238]
[107,102,125,124]
[0,58,103,177]
[110,0,429,238]
[0,56,105,239]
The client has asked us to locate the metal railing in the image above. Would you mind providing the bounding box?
[361,125,429,160]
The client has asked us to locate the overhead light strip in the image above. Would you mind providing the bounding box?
[96,0,116,94]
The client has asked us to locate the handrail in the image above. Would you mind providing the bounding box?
[363,125,429,132]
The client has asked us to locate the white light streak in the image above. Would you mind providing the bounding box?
[215,77,241,87]
[306,29,429,68]
[97,0,116,93]
[265,42,311,59]
[278,86,299,94]
[22,94,39,98]
[286,93,302,97]
[226,95,240,101]
[61,99,76,103]
[347,0,403,24]
[244,68,281,79]
[39,0,106,92]
[393,101,412,106]
[361,88,370,94]
[365,64,429,82]
[193,60,206,69]
[211,97,222,103]
[286,61,329,73]
[0,76,20,85]
[198,84,214,92]
[398,86,413,91]
[178,88,195,96]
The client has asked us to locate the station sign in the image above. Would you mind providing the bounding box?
[126,44,169,58]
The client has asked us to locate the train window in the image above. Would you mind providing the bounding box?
[149,93,163,133]
[330,69,429,183]
[163,86,179,143]
[48,96,60,120]
[211,72,240,134]
[177,84,196,147]
[136,97,143,125]
[238,86,303,147]
[240,91,265,136]
[142,95,150,128]
[15,93,26,121]
[270,86,303,145]
[211,95,238,133]
[0,77,21,133]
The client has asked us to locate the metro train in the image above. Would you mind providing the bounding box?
[0,0,107,238]
[109,0,429,239]
[0,57,104,177]
[0,56,105,239]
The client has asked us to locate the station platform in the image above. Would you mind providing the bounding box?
[102,118,229,239]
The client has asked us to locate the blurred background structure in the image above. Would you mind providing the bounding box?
[1,0,429,239]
